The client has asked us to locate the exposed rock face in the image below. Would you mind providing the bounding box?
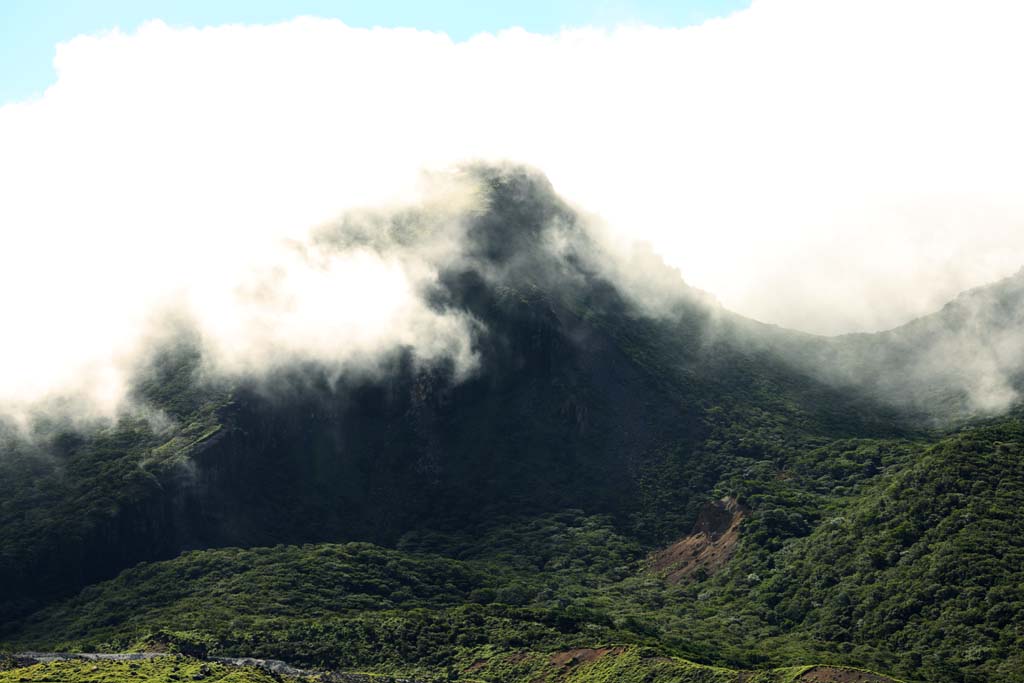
[649,496,748,583]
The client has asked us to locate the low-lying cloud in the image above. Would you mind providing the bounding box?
[2,0,1024,414]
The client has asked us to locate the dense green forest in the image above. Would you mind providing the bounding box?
[2,168,1022,683]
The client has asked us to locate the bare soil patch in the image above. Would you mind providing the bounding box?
[649,497,748,583]
[548,647,625,668]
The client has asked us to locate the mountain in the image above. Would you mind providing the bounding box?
[1,166,1022,683]
[821,269,1024,422]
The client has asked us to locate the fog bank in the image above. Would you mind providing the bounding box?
[2,0,1024,413]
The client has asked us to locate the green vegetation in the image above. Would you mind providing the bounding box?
[7,415,1016,682]
[0,657,290,683]
[0,342,229,620]
[0,651,900,683]
[5,516,636,671]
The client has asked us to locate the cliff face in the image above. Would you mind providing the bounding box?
[150,279,704,550]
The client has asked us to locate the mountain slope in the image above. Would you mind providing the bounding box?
[815,269,1024,423]
[0,166,910,622]
[604,412,1024,683]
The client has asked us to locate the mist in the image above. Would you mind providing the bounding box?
[2,0,1024,416]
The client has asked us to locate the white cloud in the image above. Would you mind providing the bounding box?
[2,0,1024,411]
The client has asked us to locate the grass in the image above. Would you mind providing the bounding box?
[0,657,288,683]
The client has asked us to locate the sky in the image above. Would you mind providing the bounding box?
[0,0,751,104]
[2,0,1024,415]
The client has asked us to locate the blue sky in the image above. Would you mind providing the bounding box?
[0,0,750,105]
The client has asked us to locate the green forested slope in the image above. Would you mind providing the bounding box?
[7,414,1023,682]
